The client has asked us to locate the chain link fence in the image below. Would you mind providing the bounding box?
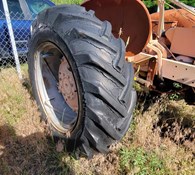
[0,0,57,79]
[0,0,83,79]
[0,9,32,70]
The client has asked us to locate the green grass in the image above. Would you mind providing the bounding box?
[51,0,195,6]
[51,0,83,5]
[0,67,27,125]
[120,147,169,175]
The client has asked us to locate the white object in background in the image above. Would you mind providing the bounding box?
[176,56,194,64]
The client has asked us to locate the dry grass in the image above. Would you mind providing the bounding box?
[0,65,194,175]
[125,94,195,175]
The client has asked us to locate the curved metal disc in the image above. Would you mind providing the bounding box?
[82,0,152,56]
[58,57,78,113]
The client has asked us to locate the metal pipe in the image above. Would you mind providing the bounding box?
[157,0,165,37]
[2,0,22,79]
[169,0,195,16]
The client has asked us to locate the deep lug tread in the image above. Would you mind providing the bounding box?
[82,80,127,117]
[86,106,122,140]
[84,118,113,153]
[29,5,136,158]
[68,28,118,53]
[80,134,94,158]
[113,39,125,72]
[101,21,112,39]
[119,64,134,107]
[74,53,126,86]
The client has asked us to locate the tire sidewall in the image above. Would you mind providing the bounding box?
[28,27,84,141]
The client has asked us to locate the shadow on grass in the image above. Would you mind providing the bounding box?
[155,104,195,150]
[0,124,75,175]
[22,77,33,98]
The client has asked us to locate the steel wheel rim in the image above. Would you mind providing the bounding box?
[34,42,79,134]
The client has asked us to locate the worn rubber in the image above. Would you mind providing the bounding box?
[28,5,136,158]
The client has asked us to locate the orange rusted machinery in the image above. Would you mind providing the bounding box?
[82,0,195,89]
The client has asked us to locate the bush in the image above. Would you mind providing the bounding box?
[51,0,83,5]
[143,0,195,9]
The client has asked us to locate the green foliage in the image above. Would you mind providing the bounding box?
[169,92,181,100]
[173,82,182,89]
[120,147,169,175]
[51,0,194,7]
[143,0,158,8]
[179,0,195,7]
[51,0,83,5]
[51,0,195,8]
[143,0,195,9]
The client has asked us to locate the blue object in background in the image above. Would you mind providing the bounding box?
[0,0,55,60]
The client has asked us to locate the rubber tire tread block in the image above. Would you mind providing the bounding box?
[29,5,136,157]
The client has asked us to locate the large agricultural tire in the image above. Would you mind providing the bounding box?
[28,5,136,157]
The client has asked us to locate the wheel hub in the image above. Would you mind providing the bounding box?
[58,57,78,113]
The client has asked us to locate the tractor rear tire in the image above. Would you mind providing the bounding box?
[28,5,136,157]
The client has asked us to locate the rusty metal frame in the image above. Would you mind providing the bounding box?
[132,0,195,88]
[83,0,195,88]
[153,0,195,88]
[157,0,195,37]
[128,50,195,88]
[161,58,195,88]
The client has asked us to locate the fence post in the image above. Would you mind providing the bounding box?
[2,0,22,79]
